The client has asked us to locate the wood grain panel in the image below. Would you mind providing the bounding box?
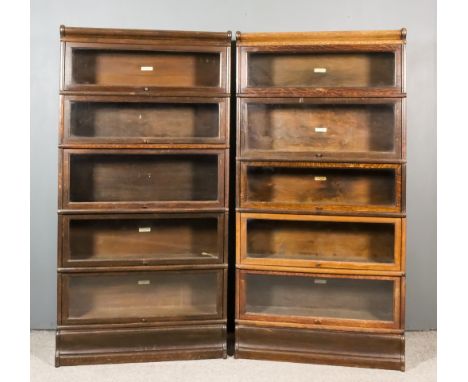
[235,324,404,370]
[56,324,227,366]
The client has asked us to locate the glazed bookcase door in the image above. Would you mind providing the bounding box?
[240,161,403,214]
[61,213,227,267]
[60,270,225,325]
[237,270,401,330]
[62,42,229,94]
[239,98,403,161]
[61,96,229,145]
[238,45,403,96]
[238,213,404,271]
[61,149,226,210]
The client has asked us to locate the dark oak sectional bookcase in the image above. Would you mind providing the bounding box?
[56,26,231,366]
[234,30,407,370]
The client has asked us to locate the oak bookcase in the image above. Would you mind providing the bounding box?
[234,29,407,370]
[56,26,231,366]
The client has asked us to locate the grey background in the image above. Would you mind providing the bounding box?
[31,0,436,329]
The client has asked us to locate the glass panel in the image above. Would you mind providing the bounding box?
[246,166,396,207]
[66,271,220,321]
[69,153,219,203]
[70,48,220,88]
[247,52,395,88]
[245,103,395,154]
[247,219,395,264]
[69,216,220,263]
[68,101,219,139]
[245,273,394,322]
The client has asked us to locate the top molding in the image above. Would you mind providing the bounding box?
[60,25,232,46]
[236,29,406,46]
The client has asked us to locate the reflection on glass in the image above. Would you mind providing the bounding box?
[70,49,221,88]
[67,271,220,321]
[69,154,219,203]
[247,219,394,263]
[245,273,394,321]
[69,217,220,263]
[248,52,396,88]
[68,101,219,140]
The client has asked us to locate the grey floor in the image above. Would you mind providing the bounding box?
[31,330,436,382]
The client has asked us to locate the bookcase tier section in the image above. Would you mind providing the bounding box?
[62,96,229,145]
[240,162,402,214]
[63,42,229,93]
[238,271,401,329]
[61,149,227,210]
[61,212,226,267]
[238,213,403,271]
[239,98,402,160]
[60,270,224,325]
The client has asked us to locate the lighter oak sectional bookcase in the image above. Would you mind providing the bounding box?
[56,26,406,371]
[234,29,407,371]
